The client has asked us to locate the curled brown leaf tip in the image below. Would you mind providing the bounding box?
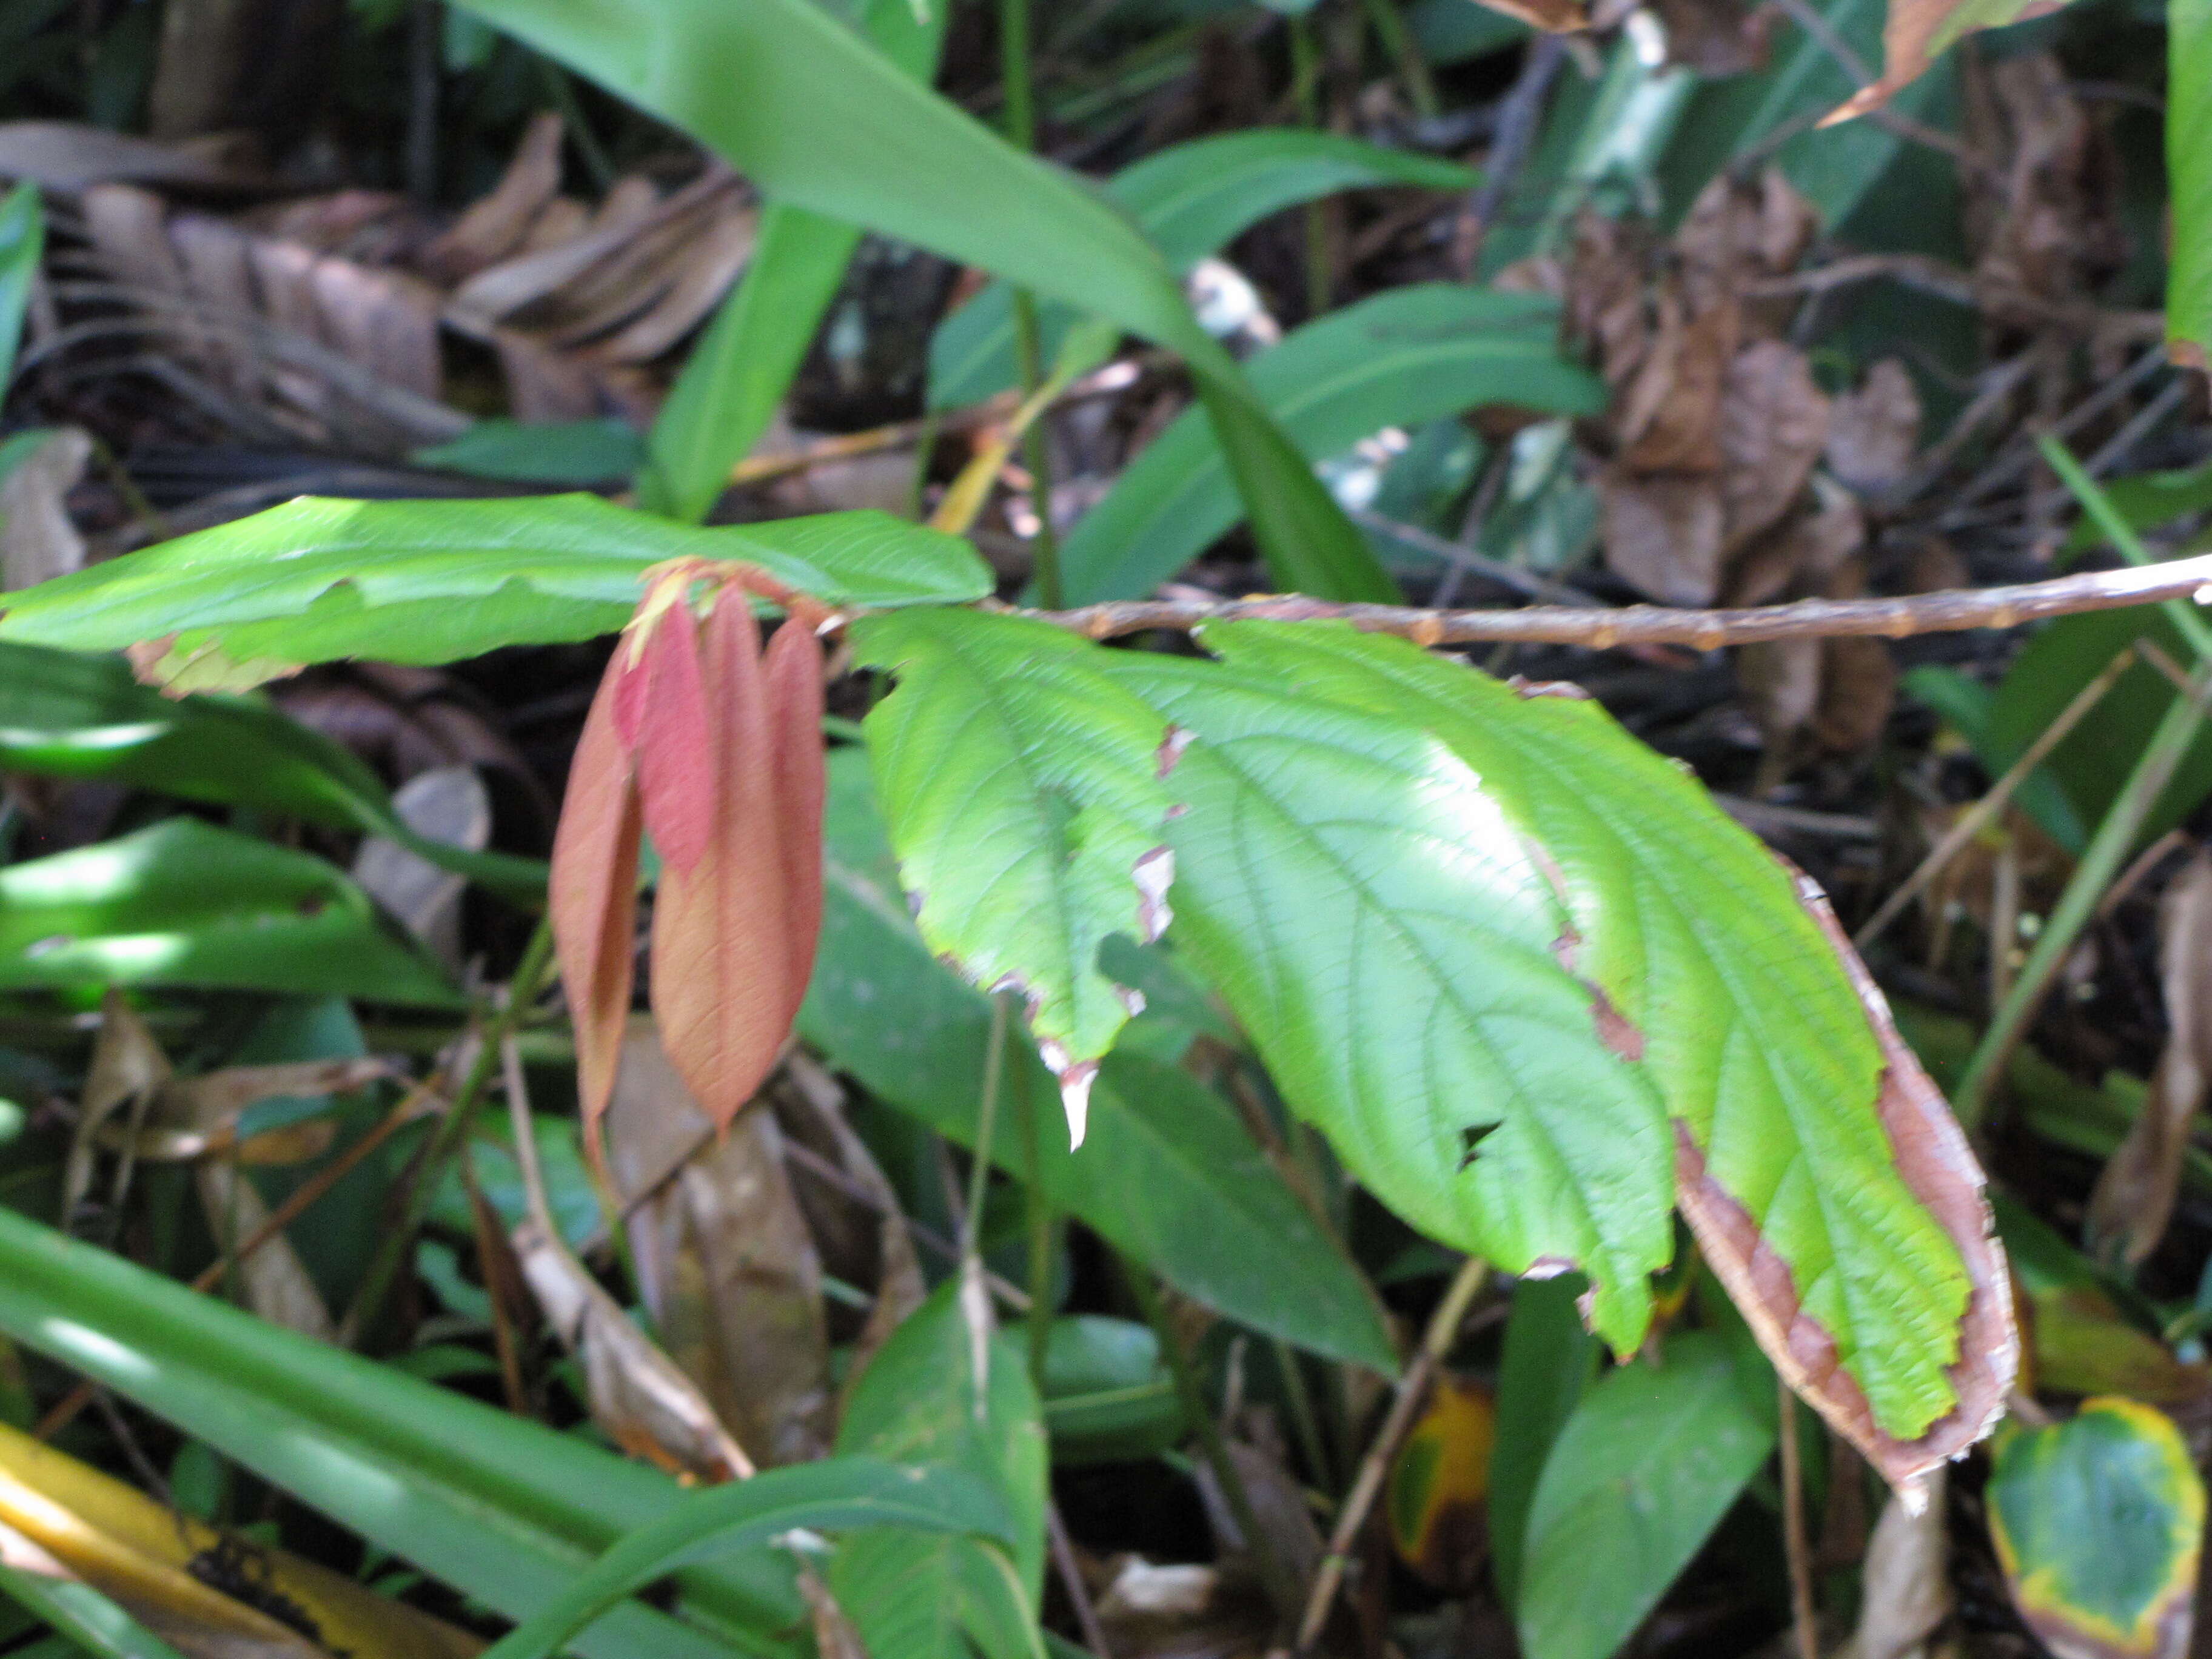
[551,565,830,1161]
[1679,865,2016,1509]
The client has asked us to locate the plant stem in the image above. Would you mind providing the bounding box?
[999,0,1065,609]
[1358,0,1437,119]
[1123,1255,1302,1631]
[1014,1043,1057,1391]
[342,916,559,1343]
[1273,1336,1335,1493]
[1779,1374,1818,1659]
[1289,14,1333,318]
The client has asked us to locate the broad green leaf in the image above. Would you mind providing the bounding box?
[1408,0,1528,63]
[1039,1316,1184,1465]
[0,183,41,392]
[1517,1335,1775,1659]
[1093,640,1675,1349]
[1489,1275,1599,1610]
[0,1205,801,1659]
[413,419,645,486]
[0,641,546,903]
[852,611,1179,1138]
[929,131,1478,409]
[1988,1398,2204,1659]
[1203,624,1982,1445]
[0,1562,187,1659]
[0,819,462,1008]
[1057,287,1602,605]
[447,0,1396,600]
[831,1281,1048,1659]
[481,1458,1015,1659]
[803,747,1395,1372]
[639,0,947,523]
[0,497,990,680]
[2176,0,2211,371]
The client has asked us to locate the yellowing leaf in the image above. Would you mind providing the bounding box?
[1386,1374,1496,1589]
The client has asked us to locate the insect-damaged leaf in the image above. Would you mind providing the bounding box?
[853,611,1179,1145]
[1988,1399,2205,1659]
[1093,624,2010,1480]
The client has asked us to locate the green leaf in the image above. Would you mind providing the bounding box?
[928,130,1478,409]
[1517,1335,1776,1659]
[0,183,42,392]
[0,1563,188,1659]
[831,1281,1048,1659]
[638,0,947,523]
[1057,286,1603,605]
[447,0,1395,600]
[852,611,1180,1135]
[0,819,463,1007]
[1094,635,1675,1350]
[480,1458,1016,1659]
[413,420,646,486]
[1988,1398,2205,1659]
[0,1205,802,1659]
[1039,1316,1184,1465]
[803,747,1395,1372]
[2175,0,2211,371]
[0,496,990,679]
[1200,623,1976,1440]
[1489,1275,1599,1610]
[2059,459,2212,559]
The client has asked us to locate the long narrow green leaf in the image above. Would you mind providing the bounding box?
[449,0,1396,599]
[480,1460,1015,1659]
[928,130,1477,409]
[638,0,947,522]
[1058,285,1602,605]
[2173,0,2211,370]
[0,1206,800,1658]
[0,497,990,680]
[0,1563,188,1659]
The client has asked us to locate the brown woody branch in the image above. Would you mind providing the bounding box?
[1019,551,2212,651]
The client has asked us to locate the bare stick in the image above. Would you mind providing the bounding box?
[1021,551,2212,650]
[1779,1373,1818,1659]
[1049,1503,1114,1659]
[1294,1255,1490,1654]
[1854,643,2139,948]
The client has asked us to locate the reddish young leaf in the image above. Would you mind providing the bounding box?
[762,616,827,1018]
[651,589,823,1129]
[1677,870,2017,1507]
[549,664,644,1139]
[625,597,717,875]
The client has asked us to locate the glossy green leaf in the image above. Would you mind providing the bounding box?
[481,1459,1015,1659]
[1094,635,1675,1349]
[852,611,1179,1136]
[1039,1316,1184,1465]
[0,1205,802,1659]
[638,0,947,523]
[831,1281,1048,1659]
[2175,0,2211,372]
[802,747,1395,1371]
[0,642,548,903]
[1202,623,1975,1439]
[0,496,990,680]
[447,0,1395,600]
[0,183,41,392]
[0,1562,187,1659]
[1057,287,1602,605]
[0,819,462,1007]
[928,130,1477,409]
[1517,1335,1776,1659]
[1489,1275,1599,1610]
[414,419,645,486]
[1988,1398,2204,1659]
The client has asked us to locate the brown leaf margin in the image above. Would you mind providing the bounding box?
[1675,863,2017,1509]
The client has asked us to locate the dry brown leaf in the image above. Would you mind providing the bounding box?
[1961,54,2116,312]
[1725,491,1865,608]
[1837,1469,1952,1659]
[1737,636,1823,755]
[1198,1435,1323,1590]
[1652,0,1775,73]
[1675,170,1818,320]
[2087,852,2212,1267]
[350,765,491,972]
[195,1159,333,1340]
[1095,1557,1272,1659]
[795,1561,870,1659]
[1600,469,1726,604]
[608,1026,833,1467]
[0,427,90,592]
[1718,338,1831,555]
[421,111,566,284]
[64,993,172,1223]
[1677,870,2017,1506]
[1827,359,1923,495]
[1826,0,2071,127]
[1616,298,1736,472]
[0,121,272,192]
[1814,635,1898,754]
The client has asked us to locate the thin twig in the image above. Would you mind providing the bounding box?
[1294,1255,1490,1654]
[1779,1373,1818,1659]
[1049,1502,1114,1659]
[1016,551,2212,649]
[1854,643,2140,948]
